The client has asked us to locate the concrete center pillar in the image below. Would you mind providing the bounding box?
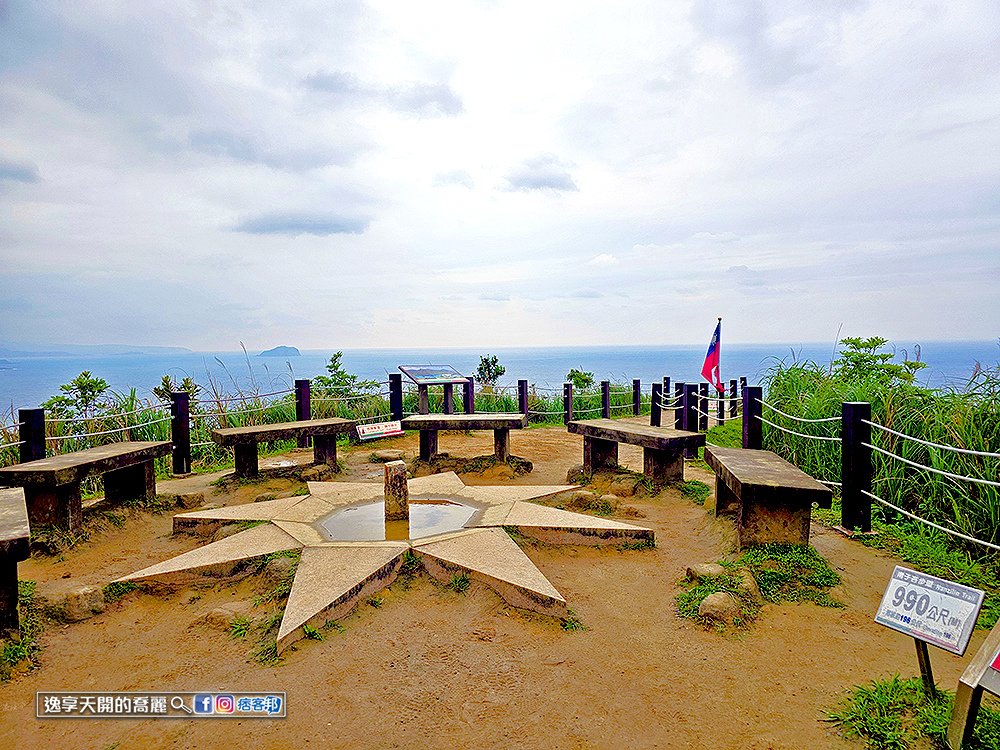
[384,460,409,521]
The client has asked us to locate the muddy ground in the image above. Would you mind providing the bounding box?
[0,419,982,749]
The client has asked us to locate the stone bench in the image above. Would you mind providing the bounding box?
[400,413,527,461]
[0,488,30,633]
[0,441,171,533]
[567,419,705,486]
[210,418,356,478]
[704,445,833,548]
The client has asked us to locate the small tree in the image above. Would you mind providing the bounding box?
[42,371,110,418]
[152,374,201,404]
[475,355,506,387]
[565,368,594,390]
[832,337,926,387]
[313,351,378,395]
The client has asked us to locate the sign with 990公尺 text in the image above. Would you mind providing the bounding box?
[875,565,984,656]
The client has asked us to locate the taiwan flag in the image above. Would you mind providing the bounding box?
[701,318,724,393]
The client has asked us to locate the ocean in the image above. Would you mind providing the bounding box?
[0,341,996,411]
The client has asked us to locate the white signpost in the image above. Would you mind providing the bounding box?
[875,566,984,707]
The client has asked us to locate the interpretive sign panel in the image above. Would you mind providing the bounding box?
[399,365,467,385]
[875,565,984,656]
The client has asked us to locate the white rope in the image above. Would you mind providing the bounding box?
[863,490,1000,552]
[0,439,25,449]
[863,420,1000,459]
[819,479,843,487]
[1,421,25,431]
[46,416,171,442]
[192,404,277,419]
[312,392,388,403]
[574,406,603,415]
[759,416,842,442]
[190,441,216,448]
[863,443,1000,488]
[758,400,841,424]
[193,388,293,404]
[528,409,564,415]
[46,405,169,423]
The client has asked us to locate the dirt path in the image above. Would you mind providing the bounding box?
[0,421,983,749]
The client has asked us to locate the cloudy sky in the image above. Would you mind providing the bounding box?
[1,1,998,351]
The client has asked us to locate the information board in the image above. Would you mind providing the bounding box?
[398,365,468,385]
[874,565,984,656]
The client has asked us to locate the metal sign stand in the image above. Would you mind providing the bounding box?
[948,622,1000,749]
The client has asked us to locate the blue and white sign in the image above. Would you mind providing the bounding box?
[875,565,984,656]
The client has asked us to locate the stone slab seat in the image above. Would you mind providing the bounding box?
[210,417,355,479]
[704,445,833,548]
[566,418,705,485]
[0,440,170,534]
[0,488,30,632]
[400,413,528,462]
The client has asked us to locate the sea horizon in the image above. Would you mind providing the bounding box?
[1,339,997,412]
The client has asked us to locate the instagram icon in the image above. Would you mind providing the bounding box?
[215,694,235,714]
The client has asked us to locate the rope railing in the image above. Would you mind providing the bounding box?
[758,415,842,442]
[355,412,392,424]
[758,399,840,424]
[312,392,390,403]
[863,490,1000,553]
[819,479,843,487]
[527,408,564,416]
[191,404,278,419]
[0,439,25,449]
[46,416,172,442]
[45,405,169,423]
[863,442,1000,488]
[1,421,25,431]
[863,420,1000,459]
[192,388,293,405]
[574,406,603,415]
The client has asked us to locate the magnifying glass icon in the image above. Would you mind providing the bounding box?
[170,696,193,714]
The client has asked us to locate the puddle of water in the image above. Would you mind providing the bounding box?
[318,499,478,542]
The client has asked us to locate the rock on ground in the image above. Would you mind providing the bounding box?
[174,492,205,510]
[698,592,741,624]
[371,449,405,463]
[686,563,726,581]
[60,586,106,622]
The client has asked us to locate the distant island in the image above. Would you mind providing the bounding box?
[259,346,301,357]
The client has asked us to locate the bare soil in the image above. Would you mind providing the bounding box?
[0,420,982,749]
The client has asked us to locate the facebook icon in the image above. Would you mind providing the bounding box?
[193,694,214,715]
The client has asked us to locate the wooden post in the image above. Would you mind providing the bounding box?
[739,376,747,392]
[601,381,611,419]
[683,383,698,457]
[169,393,190,475]
[389,374,403,421]
[729,379,738,419]
[632,379,641,416]
[673,382,683,429]
[698,383,708,431]
[662,377,671,415]
[443,384,454,414]
[915,639,937,699]
[518,379,528,415]
[743,385,762,450]
[841,401,872,533]
[650,383,662,427]
[463,378,475,414]
[418,385,430,415]
[717,385,725,423]
[563,383,573,424]
[18,408,45,464]
[294,379,311,448]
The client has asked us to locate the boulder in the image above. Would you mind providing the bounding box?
[737,568,764,604]
[686,563,726,581]
[566,464,589,484]
[175,492,205,510]
[197,605,248,631]
[609,477,638,498]
[697,592,741,624]
[371,449,405,463]
[62,586,106,622]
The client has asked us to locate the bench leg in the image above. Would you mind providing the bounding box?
[419,430,438,461]
[24,484,83,533]
[233,443,259,478]
[738,498,812,548]
[494,428,510,462]
[584,436,618,473]
[313,435,339,470]
[0,557,19,634]
[104,460,156,505]
[642,447,683,486]
[714,477,740,516]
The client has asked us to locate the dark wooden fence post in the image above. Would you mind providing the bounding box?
[463,378,475,414]
[683,383,698,456]
[294,379,311,447]
[743,385,762,449]
[389,374,403,421]
[673,382,683,428]
[443,384,454,415]
[601,381,610,419]
[170,392,191,475]
[739,376,747,393]
[18,408,45,464]
[842,402,873,533]
[632,379,641,416]
[650,383,662,427]
[729,379,738,419]
[518,379,528,415]
[563,383,573,424]
[717,385,725,423]
[698,383,709,431]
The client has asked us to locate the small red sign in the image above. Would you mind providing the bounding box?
[991,649,1000,672]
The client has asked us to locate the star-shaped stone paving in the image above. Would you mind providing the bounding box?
[118,472,653,653]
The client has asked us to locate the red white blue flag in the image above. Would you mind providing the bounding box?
[701,318,724,393]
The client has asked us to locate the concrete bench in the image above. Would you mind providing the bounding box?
[0,488,30,633]
[567,419,705,486]
[0,441,171,534]
[704,445,833,548]
[210,417,355,478]
[400,413,527,461]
